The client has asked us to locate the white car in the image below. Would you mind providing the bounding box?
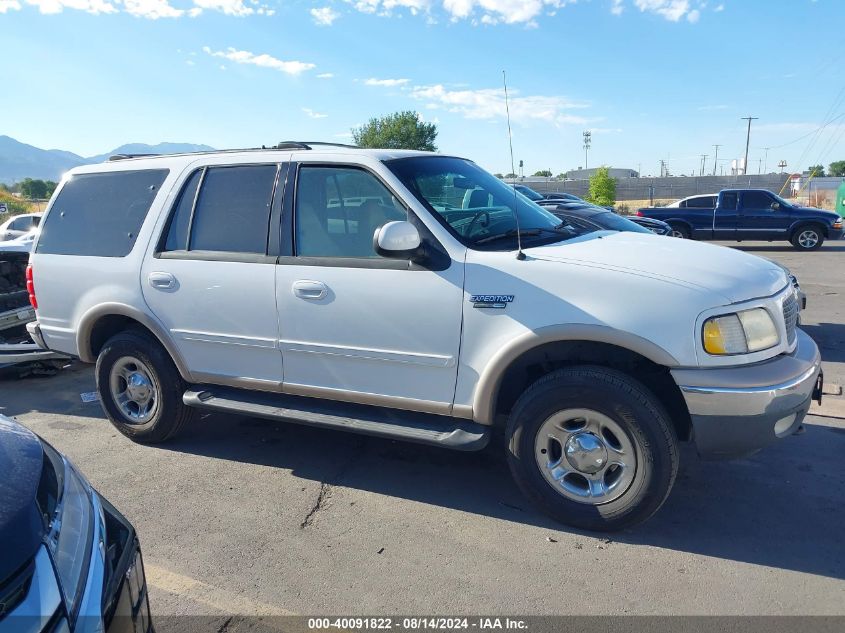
[25,144,822,531]
[665,194,718,209]
[0,212,42,241]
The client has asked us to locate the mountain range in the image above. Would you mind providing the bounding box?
[0,135,215,183]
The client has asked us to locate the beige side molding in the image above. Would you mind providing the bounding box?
[76,302,194,382]
[472,324,680,425]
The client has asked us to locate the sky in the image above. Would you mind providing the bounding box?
[2,0,845,177]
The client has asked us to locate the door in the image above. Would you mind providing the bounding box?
[712,191,739,240]
[275,164,465,413]
[142,163,284,389]
[738,190,791,240]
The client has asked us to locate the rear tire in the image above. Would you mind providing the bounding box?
[668,223,690,239]
[790,225,824,251]
[505,366,678,531]
[95,329,196,443]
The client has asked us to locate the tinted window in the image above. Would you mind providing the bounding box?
[719,192,738,210]
[36,169,168,257]
[10,216,35,231]
[189,165,277,253]
[686,196,717,208]
[742,191,774,209]
[163,169,202,251]
[295,166,406,258]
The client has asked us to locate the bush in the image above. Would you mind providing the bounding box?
[585,166,616,207]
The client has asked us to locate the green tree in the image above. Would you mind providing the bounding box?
[505,173,518,178]
[352,111,437,151]
[585,166,616,207]
[532,170,552,177]
[828,160,845,177]
[20,178,49,199]
[808,164,826,177]
[555,172,568,179]
[45,181,58,198]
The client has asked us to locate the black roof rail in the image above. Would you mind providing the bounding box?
[108,153,161,161]
[272,141,360,150]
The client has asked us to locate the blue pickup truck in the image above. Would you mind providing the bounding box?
[638,189,844,250]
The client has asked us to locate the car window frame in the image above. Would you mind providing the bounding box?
[277,161,450,272]
[156,162,286,264]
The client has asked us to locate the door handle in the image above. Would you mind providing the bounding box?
[148,272,176,290]
[292,280,328,300]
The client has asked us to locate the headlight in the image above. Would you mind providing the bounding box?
[40,443,94,619]
[703,308,779,355]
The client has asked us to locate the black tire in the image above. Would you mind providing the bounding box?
[506,366,678,532]
[95,329,196,443]
[668,223,690,239]
[790,225,824,251]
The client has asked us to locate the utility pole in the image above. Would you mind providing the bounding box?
[712,144,720,176]
[758,158,762,174]
[741,116,758,175]
[582,131,591,171]
[763,147,770,173]
[700,154,708,176]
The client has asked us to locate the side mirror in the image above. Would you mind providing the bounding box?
[374,221,422,259]
[771,202,780,211]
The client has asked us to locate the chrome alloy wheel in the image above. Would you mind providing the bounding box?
[109,356,160,424]
[797,230,819,249]
[670,229,685,238]
[534,408,637,504]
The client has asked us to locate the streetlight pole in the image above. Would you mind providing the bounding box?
[741,116,758,175]
[712,144,720,176]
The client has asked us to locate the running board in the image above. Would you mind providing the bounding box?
[183,386,490,451]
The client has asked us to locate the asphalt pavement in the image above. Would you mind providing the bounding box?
[1,239,843,622]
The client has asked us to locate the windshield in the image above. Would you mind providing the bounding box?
[594,212,653,233]
[514,185,545,201]
[386,156,572,249]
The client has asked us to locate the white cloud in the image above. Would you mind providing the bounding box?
[317,72,335,79]
[203,46,316,75]
[192,0,253,15]
[23,0,116,14]
[633,0,697,22]
[311,5,339,24]
[409,84,589,126]
[714,2,724,11]
[302,107,329,118]
[364,77,410,86]
[610,0,623,15]
[123,0,182,18]
[0,0,22,11]
[346,0,573,24]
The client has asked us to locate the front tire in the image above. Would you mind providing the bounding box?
[791,225,824,251]
[96,329,196,443]
[668,223,690,239]
[506,366,678,531]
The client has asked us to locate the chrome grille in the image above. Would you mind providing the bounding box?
[783,293,799,346]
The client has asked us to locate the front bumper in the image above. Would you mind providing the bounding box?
[829,227,844,240]
[671,329,822,459]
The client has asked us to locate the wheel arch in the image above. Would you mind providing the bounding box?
[473,325,691,441]
[789,220,828,239]
[77,303,193,382]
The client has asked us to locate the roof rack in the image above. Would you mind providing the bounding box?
[273,141,360,150]
[106,142,362,162]
[108,153,161,161]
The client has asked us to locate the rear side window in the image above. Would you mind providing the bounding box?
[719,192,738,211]
[163,165,277,254]
[36,169,168,257]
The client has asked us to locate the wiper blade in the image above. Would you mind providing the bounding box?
[474,225,571,245]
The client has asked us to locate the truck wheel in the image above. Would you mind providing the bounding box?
[506,366,678,531]
[95,329,196,443]
[791,226,824,251]
[668,223,689,239]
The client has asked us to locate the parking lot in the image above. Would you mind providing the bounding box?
[2,239,844,622]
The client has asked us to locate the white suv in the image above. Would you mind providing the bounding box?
[27,143,822,531]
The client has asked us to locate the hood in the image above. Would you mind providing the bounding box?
[525,232,788,304]
[0,415,45,584]
[792,206,840,221]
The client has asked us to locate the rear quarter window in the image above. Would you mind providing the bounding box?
[36,169,169,257]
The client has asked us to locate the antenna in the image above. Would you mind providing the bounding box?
[503,70,525,261]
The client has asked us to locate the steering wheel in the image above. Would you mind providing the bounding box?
[464,210,491,237]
